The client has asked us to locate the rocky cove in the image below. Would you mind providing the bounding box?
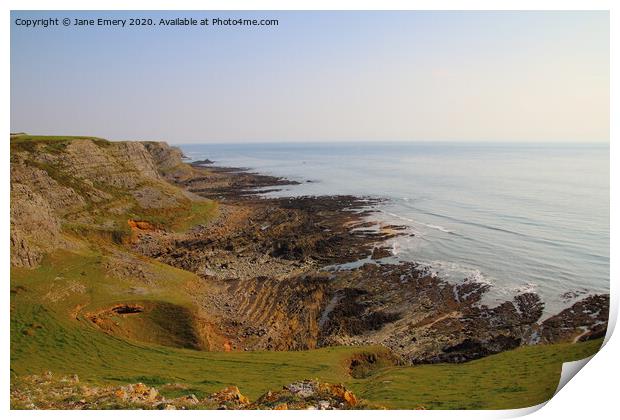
[10,136,609,366]
[135,159,609,363]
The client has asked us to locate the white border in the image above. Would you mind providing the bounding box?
[2,1,616,419]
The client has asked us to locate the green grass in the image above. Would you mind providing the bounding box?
[350,339,601,409]
[171,200,219,233]
[10,134,109,144]
[10,135,110,154]
[124,197,217,233]
[10,249,603,409]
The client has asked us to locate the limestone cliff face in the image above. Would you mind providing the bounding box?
[142,141,194,182]
[10,137,189,268]
[10,180,64,268]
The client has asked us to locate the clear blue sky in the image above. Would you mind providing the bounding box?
[11,11,609,144]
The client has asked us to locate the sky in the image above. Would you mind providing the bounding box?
[11,11,609,144]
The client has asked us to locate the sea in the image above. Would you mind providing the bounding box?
[180,142,609,316]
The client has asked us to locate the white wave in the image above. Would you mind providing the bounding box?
[385,233,421,255]
[380,210,455,234]
[512,282,538,294]
[382,211,415,223]
[425,223,454,234]
[425,260,495,286]
[465,270,493,285]
[391,241,400,255]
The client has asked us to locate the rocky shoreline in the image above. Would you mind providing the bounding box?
[10,137,608,365]
[127,154,609,363]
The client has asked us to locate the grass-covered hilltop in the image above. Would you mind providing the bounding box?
[10,134,608,410]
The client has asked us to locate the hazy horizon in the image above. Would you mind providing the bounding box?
[11,11,609,144]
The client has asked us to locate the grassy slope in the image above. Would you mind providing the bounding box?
[352,340,601,409]
[10,248,603,409]
[10,135,604,409]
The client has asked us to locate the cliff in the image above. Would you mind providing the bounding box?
[10,136,198,268]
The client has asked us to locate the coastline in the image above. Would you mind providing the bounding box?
[181,141,610,317]
[9,137,610,409]
[130,152,609,362]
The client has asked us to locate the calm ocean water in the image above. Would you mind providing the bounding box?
[180,142,609,315]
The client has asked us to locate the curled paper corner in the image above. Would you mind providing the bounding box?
[508,354,598,419]
[554,355,594,396]
[551,289,617,397]
[603,292,618,347]
[500,401,548,418]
